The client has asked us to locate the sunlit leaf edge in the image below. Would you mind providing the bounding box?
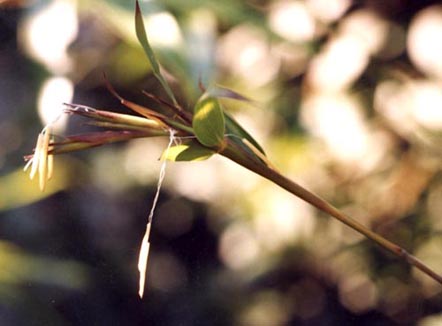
[162,142,215,161]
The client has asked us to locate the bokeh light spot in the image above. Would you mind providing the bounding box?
[408,5,442,79]
[37,76,73,132]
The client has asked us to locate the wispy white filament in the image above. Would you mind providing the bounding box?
[138,128,176,298]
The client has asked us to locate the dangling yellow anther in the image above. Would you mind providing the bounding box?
[38,128,51,191]
[137,128,176,298]
[29,132,43,180]
[138,222,151,298]
[47,153,54,181]
[24,127,53,191]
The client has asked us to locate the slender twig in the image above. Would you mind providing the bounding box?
[141,90,193,124]
[221,141,442,284]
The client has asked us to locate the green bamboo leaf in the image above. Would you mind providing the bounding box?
[204,87,264,154]
[162,141,215,161]
[192,95,226,147]
[135,1,178,106]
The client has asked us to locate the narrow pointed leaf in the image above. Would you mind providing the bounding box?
[162,141,215,161]
[225,112,265,155]
[192,95,225,147]
[209,85,253,103]
[135,1,178,106]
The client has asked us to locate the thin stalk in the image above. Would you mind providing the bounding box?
[163,119,194,134]
[142,90,193,124]
[221,142,442,284]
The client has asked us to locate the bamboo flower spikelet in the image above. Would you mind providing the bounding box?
[24,127,53,192]
[25,1,442,298]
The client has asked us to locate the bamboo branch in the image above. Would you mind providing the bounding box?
[220,141,442,284]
